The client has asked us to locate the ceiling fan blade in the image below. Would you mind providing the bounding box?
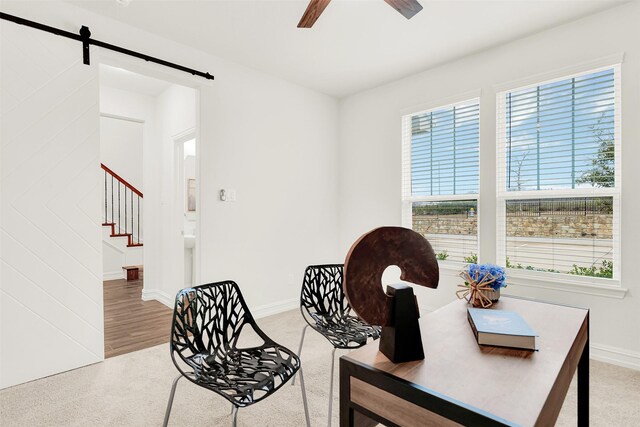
[297,0,332,28]
[384,0,423,20]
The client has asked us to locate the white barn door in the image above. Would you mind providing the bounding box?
[0,21,103,388]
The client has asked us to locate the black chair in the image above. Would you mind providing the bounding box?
[292,264,381,427]
[163,281,310,427]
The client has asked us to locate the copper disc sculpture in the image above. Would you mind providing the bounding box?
[344,226,439,363]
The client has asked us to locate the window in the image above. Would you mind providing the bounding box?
[496,66,620,281]
[402,99,480,263]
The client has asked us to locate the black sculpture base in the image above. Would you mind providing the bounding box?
[379,283,424,363]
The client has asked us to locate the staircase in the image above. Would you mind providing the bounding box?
[101,163,143,247]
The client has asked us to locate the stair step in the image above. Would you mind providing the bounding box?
[127,243,143,247]
[111,233,132,237]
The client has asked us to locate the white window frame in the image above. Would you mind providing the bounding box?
[401,96,481,268]
[495,63,623,290]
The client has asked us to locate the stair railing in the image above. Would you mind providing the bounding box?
[101,163,143,247]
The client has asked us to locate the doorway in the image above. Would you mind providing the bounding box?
[99,64,198,358]
[175,135,198,288]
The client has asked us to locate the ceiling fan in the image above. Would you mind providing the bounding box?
[298,0,423,28]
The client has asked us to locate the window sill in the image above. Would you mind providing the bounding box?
[505,269,627,299]
[437,261,466,276]
[436,263,627,298]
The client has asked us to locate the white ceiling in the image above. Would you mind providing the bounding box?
[100,64,172,96]
[72,0,625,97]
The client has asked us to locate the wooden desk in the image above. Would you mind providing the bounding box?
[340,297,589,426]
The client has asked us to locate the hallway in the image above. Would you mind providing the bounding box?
[103,278,173,358]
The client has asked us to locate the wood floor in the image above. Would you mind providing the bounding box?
[103,277,173,358]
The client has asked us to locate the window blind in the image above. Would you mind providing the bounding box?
[402,100,480,263]
[409,102,480,196]
[497,67,618,192]
[496,66,621,280]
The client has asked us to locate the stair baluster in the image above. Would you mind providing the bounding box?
[111,175,114,228]
[104,170,108,223]
[101,164,143,247]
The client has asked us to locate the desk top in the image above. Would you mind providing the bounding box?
[342,297,588,426]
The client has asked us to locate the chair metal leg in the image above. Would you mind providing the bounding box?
[162,374,183,427]
[291,324,309,386]
[327,347,337,427]
[231,406,238,427]
[297,366,311,427]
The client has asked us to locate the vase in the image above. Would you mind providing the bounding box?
[483,288,500,302]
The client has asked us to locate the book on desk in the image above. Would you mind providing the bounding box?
[467,307,538,350]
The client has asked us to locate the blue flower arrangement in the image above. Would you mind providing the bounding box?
[466,263,507,291]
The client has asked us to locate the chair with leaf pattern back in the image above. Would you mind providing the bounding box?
[163,280,310,427]
[291,264,381,427]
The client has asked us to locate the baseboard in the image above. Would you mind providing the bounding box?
[136,288,640,371]
[141,288,174,309]
[140,290,297,318]
[252,297,299,319]
[591,343,640,371]
[103,271,124,281]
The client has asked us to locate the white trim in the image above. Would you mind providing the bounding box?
[504,270,627,298]
[141,288,174,308]
[495,64,622,288]
[172,127,196,144]
[406,194,479,203]
[103,271,125,281]
[100,112,145,124]
[141,291,299,319]
[591,343,640,371]
[493,52,625,93]
[401,112,412,227]
[613,64,622,281]
[496,188,619,200]
[438,262,468,275]
[194,91,202,286]
[251,297,299,320]
[401,97,481,259]
[400,89,482,116]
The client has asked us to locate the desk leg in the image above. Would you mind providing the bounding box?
[341,360,378,427]
[340,359,351,427]
[577,319,589,426]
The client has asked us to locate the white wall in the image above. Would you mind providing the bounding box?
[199,77,340,316]
[2,0,340,347]
[338,2,640,368]
[102,230,143,281]
[99,116,143,191]
[151,84,196,303]
[102,240,125,280]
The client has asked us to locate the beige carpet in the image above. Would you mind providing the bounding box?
[1,309,639,426]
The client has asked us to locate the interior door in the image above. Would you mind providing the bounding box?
[0,20,103,388]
